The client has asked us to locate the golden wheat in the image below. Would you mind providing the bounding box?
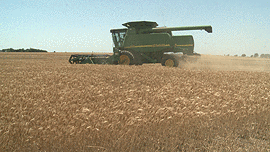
[0,52,269,151]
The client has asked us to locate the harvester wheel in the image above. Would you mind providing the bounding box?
[161,55,179,67]
[119,51,134,65]
[165,59,175,67]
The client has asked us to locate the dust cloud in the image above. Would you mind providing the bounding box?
[180,55,270,72]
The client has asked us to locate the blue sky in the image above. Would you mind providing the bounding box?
[0,0,269,56]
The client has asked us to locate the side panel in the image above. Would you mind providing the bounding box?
[123,33,172,53]
[172,35,194,54]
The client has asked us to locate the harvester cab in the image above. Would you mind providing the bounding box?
[111,29,127,48]
[69,21,212,67]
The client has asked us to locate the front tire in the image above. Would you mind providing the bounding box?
[119,51,134,65]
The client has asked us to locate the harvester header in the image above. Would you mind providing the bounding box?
[69,21,212,67]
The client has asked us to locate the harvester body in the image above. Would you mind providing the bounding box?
[69,21,212,67]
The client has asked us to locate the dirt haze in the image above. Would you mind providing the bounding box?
[182,55,270,72]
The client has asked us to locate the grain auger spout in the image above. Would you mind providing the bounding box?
[69,21,212,67]
[141,25,212,34]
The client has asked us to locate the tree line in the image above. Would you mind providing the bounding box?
[248,53,270,58]
[0,48,47,52]
[229,53,270,58]
[260,54,270,58]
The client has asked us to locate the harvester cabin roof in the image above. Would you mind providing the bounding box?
[110,28,127,33]
[122,21,158,29]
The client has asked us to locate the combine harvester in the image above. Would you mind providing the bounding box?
[69,21,212,67]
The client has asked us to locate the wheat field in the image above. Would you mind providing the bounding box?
[0,52,269,151]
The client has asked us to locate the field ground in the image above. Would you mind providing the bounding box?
[0,52,270,151]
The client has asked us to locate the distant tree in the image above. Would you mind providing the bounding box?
[261,54,270,58]
[234,55,238,57]
[251,55,254,57]
[1,48,14,52]
[227,54,230,56]
[241,54,246,57]
[17,48,25,52]
[254,53,259,58]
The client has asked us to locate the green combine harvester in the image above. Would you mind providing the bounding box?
[69,21,212,67]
